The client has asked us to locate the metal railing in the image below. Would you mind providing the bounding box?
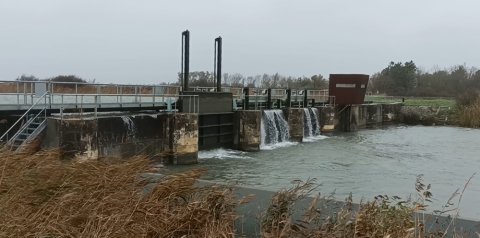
[0,80,181,108]
[180,95,200,113]
[0,92,49,144]
[0,80,329,112]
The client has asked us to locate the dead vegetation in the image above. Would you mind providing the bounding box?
[0,150,237,237]
[457,98,480,128]
[260,176,472,238]
[0,148,475,237]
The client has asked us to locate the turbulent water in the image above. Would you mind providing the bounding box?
[120,116,136,137]
[303,108,320,138]
[168,126,480,220]
[261,110,290,148]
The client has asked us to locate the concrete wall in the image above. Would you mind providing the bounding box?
[337,103,402,132]
[233,110,261,151]
[171,113,199,164]
[366,104,383,127]
[350,105,367,130]
[44,118,98,160]
[283,108,303,142]
[382,103,402,122]
[44,113,198,164]
[182,91,233,114]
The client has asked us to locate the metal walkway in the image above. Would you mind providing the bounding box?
[0,81,186,112]
[0,80,331,112]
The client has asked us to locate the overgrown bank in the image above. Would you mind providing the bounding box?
[0,150,476,237]
[392,93,480,128]
[0,150,237,237]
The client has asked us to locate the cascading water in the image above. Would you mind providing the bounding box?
[121,116,136,137]
[303,108,320,137]
[261,110,290,147]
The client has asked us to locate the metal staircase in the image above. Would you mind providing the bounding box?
[0,92,49,152]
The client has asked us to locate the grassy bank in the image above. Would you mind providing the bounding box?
[366,95,456,108]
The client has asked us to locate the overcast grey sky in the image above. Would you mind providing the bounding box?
[1,0,479,84]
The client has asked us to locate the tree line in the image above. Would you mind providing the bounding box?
[369,61,480,97]
[14,61,480,97]
[15,74,90,83]
[177,72,328,89]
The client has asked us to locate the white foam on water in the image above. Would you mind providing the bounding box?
[303,134,329,142]
[198,148,252,160]
[260,141,298,150]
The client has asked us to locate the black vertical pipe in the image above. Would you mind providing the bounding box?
[286,89,291,108]
[215,37,222,92]
[244,87,250,110]
[303,89,308,107]
[182,30,190,92]
[267,88,272,109]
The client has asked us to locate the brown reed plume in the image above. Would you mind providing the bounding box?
[0,150,237,237]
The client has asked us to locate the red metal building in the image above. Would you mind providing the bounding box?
[328,74,369,105]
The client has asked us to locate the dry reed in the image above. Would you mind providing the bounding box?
[0,150,237,237]
[457,99,480,128]
[260,175,472,238]
[0,147,474,238]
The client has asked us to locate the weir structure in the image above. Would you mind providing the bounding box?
[0,30,402,161]
[0,76,402,159]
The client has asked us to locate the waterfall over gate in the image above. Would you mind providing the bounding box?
[261,110,290,147]
[121,116,137,137]
[303,108,320,137]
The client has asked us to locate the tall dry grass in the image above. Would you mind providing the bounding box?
[260,176,471,238]
[0,150,237,237]
[0,147,474,237]
[457,98,480,128]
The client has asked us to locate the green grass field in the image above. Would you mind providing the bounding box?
[365,95,456,108]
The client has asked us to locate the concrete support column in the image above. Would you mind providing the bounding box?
[170,113,198,165]
[284,108,303,142]
[317,106,336,132]
[233,110,261,151]
[350,105,367,130]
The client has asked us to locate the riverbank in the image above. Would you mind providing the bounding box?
[0,150,236,237]
[398,105,456,126]
[1,149,478,237]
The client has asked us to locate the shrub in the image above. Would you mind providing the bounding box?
[457,98,480,127]
[456,89,479,107]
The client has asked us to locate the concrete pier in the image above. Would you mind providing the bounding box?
[233,110,261,151]
[284,108,304,142]
[171,113,198,164]
[317,106,336,132]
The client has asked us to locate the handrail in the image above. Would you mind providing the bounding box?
[8,107,46,146]
[0,92,49,142]
[0,80,181,89]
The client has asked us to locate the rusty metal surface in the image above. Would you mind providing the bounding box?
[328,74,369,105]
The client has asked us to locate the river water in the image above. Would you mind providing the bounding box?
[168,126,480,220]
